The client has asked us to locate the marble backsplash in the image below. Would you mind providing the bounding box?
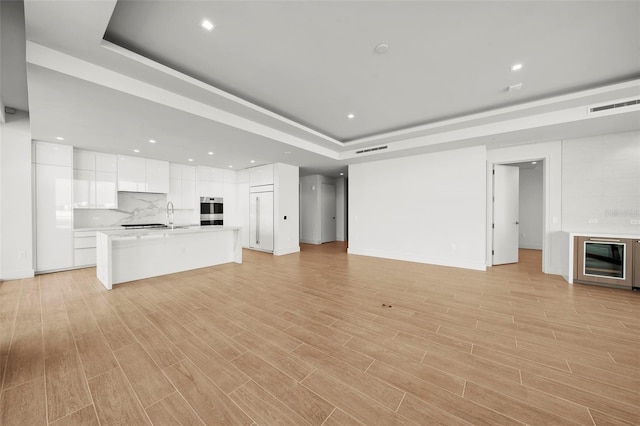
[73,192,198,229]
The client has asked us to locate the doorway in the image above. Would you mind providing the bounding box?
[491,159,545,269]
[321,183,337,243]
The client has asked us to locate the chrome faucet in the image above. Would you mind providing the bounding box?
[166,201,175,229]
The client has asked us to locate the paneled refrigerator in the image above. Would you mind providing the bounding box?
[249,187,274,252]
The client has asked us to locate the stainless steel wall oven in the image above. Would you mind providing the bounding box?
[200,197,223,226]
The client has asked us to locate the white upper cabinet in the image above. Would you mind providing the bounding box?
[95,153,117,173]
[118,155,145,192]
[73,150,95,170]
[249,164,274,187]
[73,150,117,208]
[35,141,73,167]
[146,159,170,193]
[197,166,228,197]
[168,163,196,209]
[95,171,117,208]
[118,155,169,193]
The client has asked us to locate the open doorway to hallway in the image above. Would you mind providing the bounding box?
[491,159,544,270]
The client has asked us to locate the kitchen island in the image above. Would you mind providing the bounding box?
[96,226,241,289]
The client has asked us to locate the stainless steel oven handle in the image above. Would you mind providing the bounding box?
[588,238,621,242]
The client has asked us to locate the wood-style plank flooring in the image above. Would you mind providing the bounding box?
[1,244,638,425]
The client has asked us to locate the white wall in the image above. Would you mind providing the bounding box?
[562,131,640,234]
[349,145,487,270]
[274,163,300,255]
[299,175,320,244]
[519,164,543,249]
[0,111,34,279]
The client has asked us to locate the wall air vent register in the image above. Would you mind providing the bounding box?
[355,145,388,155]
[588,97,640,114]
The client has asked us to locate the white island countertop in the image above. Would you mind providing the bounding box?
[96,226,242,289]
[97,225,240,239]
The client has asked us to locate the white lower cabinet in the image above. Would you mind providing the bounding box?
[74,230,97,267]
[35,143,74,272]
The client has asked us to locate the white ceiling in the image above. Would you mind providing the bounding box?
[12,1,640,176]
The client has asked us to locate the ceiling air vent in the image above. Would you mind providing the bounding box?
[355,145,388,154]
[588,98,640,114]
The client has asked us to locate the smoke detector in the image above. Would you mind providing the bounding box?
[374,43,390,54]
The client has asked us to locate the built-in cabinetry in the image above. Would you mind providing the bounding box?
[244,163,299,255]
[73,229,97,267]
[118,155,169,193]
[250,164,274,187]
[34,142,74,272]
[168,164,196,209]
[73,150,117,208]
[197,166,236,197]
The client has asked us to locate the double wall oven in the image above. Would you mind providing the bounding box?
[200,197,223,226]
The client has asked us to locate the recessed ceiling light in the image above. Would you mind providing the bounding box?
[201,19,214,31]
[188,158,194,162]
[133,149,140,153]
[56,136,64,141]
[208,151,214,155]
[511,63,523,71]
[228,165,233,168]
[374,43,390,54]
[347,113,355,119]
[149,139,156,143]
[250,160,255,163]
[340,173,344,176]
[532,161,537,164]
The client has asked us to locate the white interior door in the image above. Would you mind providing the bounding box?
[493,165,519,265]
[321,183,336,243]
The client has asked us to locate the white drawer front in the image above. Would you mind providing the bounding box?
[74,248,96,266]
[74,230,97,238]
[74,236,96,249]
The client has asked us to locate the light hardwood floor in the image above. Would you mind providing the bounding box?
[1,244,638,425]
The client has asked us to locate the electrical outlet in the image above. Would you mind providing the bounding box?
[631,219,640,225]
[588,219,598,224]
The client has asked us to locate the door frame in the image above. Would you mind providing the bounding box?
[487,156,550,272]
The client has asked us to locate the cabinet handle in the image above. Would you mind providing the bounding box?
[588,238,621,242]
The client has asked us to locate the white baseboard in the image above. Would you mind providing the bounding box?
[519,244,543,250]
[274,246,300,256]
[299,239,321,245]
[1,268,35,280]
